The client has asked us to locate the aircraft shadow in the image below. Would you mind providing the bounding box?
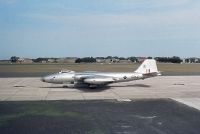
[40,86,110,92]
[40,84,151,92]
[40,86,67,89]
[77,87,110,92]
[110,84,151,88]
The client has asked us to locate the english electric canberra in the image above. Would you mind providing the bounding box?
[41,59,161,88]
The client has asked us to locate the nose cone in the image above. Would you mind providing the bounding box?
[41,74,57,83]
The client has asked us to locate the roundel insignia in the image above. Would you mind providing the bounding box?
[123,76,127,79]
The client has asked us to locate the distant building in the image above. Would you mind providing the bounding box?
[96,58,105,63]
[119,59,132,63]
[111,58,120,63]
[41,60,47,63]
[104,59,112,63]
[97,58,131,63]
[182,58,186,63]
[182,58,200,63]
[195,58,200,63]
[56,57,78,63]
[47,59,56,63]
[17,58,33,64]
[0,60,11,63]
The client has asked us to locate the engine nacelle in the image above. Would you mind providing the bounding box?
[84,78,114,84]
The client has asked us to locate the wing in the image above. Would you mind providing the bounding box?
[74,74,115,85]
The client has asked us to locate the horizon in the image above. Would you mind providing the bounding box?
[1,55,199,61]
[1,0,200,59]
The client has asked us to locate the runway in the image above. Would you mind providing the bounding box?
[1,76,200,110]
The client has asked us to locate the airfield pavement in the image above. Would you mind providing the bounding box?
[0,76,200,110]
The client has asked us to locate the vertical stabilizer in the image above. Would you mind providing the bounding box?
[135,59,158,74]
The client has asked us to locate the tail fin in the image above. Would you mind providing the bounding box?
[135,59,159,74]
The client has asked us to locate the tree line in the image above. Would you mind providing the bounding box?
[75,57,96,63]
[155,56,182,63]
[10,56,183,63]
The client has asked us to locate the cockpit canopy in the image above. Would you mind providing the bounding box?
[59,70,75,74]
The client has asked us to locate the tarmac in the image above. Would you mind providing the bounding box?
[1,76,200,110]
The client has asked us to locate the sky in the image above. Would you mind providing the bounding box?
[1,0,200,59]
